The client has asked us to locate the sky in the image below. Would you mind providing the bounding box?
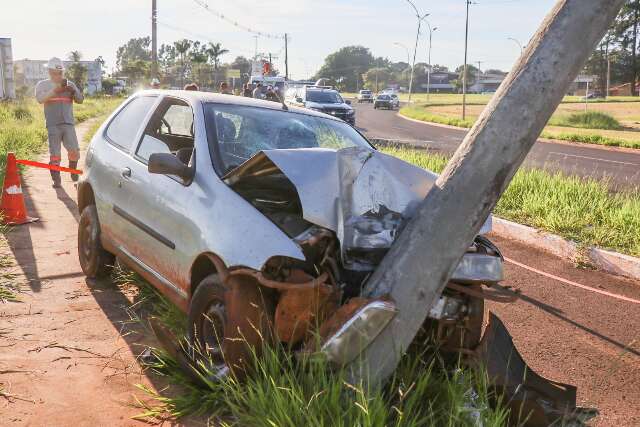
[2,0,558,79]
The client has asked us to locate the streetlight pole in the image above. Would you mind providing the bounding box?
[507,37,524,56]
[404,0,429,104]
[426,23,438,104]
[394,42,411,94]
[462,0,471,120]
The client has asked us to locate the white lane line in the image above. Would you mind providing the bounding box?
[505,256,640,305]
[548,151,639,166]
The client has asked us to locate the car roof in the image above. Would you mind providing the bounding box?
[137,89,342,121]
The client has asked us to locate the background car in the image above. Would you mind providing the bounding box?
[288,85,355,125]
[373,94,394,110]
[389,94,400,109]
[357,89,373,103]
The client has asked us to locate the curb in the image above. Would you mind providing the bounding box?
[492,217,640,281]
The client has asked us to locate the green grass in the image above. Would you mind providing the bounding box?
[380,146,640,257]
[540,131,640,149]
[548,111,622,130]
[114,268,511,426]
[399,105,474,128]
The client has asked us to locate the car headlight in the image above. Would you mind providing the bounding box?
[319,300,396,366]
[309,107,323,112]
[346,110,355,115]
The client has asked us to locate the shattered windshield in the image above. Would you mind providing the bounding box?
[205,103,371,174]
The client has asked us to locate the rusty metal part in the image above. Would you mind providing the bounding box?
[273,270,339,344]
[447,282,518,303]
[477,312,598,426]
[221,274,275,376]
[230,268,330,291]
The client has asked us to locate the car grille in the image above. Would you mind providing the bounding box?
[324,109,349,119]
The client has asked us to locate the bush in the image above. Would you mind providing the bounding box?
[550,111,622,130]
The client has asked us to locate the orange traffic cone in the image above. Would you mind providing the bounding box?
[1,153,38,225]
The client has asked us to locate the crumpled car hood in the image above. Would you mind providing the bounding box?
[228,146,485,270]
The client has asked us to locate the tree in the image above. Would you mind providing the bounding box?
[231,56,252,82]
[116,37,151,70]
[362,67,393,91]
[206,42,229,71]
[452,64,479,91]
[174,39,193,86]
[67,50,87,90]
[314,46,375,92]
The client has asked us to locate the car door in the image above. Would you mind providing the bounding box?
[92,95,159,250]
[114,96,198,301]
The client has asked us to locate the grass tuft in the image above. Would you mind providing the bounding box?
[399,105,474,128]
[549,111,622,130]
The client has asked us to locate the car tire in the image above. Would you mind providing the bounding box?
[188,273,274,377]
[78,204,115,279]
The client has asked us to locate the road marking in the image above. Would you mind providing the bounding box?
[504,256,640,305]
[548,151,639,166]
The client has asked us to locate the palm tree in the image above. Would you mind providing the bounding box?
[68,50,82,63]
[206,42,229,71]
[174,39,193,86]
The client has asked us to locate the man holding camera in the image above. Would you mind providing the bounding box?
[35,57,84,188]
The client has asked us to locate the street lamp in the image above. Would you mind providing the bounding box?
[507,37,524,55]
[426,22,438,103]
[394,42,411,66]
[403,0,429,104]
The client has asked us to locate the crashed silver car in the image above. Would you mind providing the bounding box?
[78,91,593,426]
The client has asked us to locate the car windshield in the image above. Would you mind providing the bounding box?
[378,95,390,100]
[306,91,343,104]
[205,103,371,174]
[360,90,371,94]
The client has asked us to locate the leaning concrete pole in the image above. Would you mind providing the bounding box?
[350,0,625,384]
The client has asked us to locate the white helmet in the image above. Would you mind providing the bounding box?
[46,57,65,71]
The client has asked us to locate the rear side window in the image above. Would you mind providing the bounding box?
[105,96,157,151]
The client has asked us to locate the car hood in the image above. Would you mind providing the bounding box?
[226,147,437,270]
[306,102,353,111]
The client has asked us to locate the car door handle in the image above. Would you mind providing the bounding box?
[121,167,132,179]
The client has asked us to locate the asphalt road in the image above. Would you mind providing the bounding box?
[354,103,640,190]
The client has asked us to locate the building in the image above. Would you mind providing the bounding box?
[421,71,458,93]
[0,38,16,99]
[567,74,596,96]
[469,71,508,94]
[14,59,103,94]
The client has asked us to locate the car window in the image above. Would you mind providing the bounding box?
[160,104,193,137]
[136,98,195,166]
[105,96,157,151]
[205,103,372,175]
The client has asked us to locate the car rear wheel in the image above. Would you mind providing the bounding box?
[78,205,115,279]
[188,274,273,378]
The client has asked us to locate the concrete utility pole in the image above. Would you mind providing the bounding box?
[152,0,158,77]
[462,0,471,120]
[348,0,626,385]
[404,0,429,104]
[284,33,289,80]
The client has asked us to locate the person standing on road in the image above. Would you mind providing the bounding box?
[35,57,84,188]
[243,83,253,97]
[252,83,265,99]
[219,82,232,95]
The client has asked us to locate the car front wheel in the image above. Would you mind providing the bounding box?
[188,273,273,378]
[78,205,115,279]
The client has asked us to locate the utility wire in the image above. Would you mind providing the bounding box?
[192,0,284,40]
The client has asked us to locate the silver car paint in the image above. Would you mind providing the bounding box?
[84,92,306,300]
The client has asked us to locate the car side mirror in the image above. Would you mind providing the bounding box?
[148,152,194,180]
[345,100,352,105]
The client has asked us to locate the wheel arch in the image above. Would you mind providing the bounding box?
[77,181,95,214]
[189,252,229,298]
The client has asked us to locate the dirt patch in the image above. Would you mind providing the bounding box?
[0,121,171,426]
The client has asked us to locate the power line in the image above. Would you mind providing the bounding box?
[156,20,256,56]
[192,0,284,40]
